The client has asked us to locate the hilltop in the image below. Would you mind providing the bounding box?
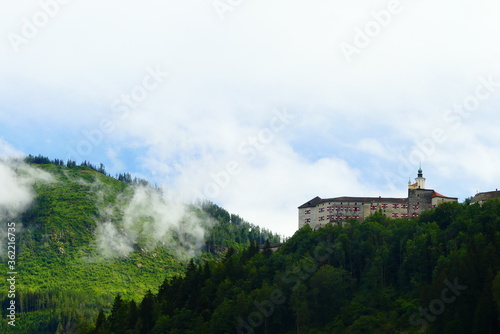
[0,156,280,333]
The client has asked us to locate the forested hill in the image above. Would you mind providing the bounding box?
[87,199,500,334]
[0,156,280,334]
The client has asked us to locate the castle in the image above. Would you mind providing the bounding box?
[471,189,500,205]
[298,168,458,230]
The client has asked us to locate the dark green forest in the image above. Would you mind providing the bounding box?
[0,157,280,333]
[85,199,500,334]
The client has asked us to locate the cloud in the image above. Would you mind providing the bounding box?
[355,138,391,160]
[0,157,54,259]
[0,138,23,158]
[93,184,213,260]
[0,158,53,218]
[94,222,134,260]
[2,0,500,237]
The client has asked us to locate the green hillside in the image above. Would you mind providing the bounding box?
[87,200,500,334]
[0,157,280,333]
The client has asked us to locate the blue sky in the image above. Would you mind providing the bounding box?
[1,0,500,237]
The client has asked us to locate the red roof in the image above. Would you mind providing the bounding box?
[432,191,457,199]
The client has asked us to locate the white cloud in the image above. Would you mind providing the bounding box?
[0,157,54,259]
[355,138,390,159]
[93,184,213,260]
[1,0,500,236]
[0,158,53,217]
[0,162,35,217]
[0,139,23,158]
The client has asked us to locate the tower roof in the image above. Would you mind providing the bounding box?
[417,164,423,178]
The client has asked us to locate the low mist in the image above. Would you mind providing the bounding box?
[0,158,54,259]
[93,184,212,261]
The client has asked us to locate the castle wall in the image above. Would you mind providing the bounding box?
[298,170,457,230]
[431,196,457,207]
[408,189,434,217]
[299,197,413,230]
[471,190,500,205]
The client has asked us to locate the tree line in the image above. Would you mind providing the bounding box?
[84,199,500,333]
[24,154,151,186]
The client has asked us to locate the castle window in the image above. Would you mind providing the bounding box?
[305,210,311,214]
[392,204,399,209]
[319,208,325,212]
[319,216,325,221]
[392,213,398,218]
[402,213,409,218]
[412,213,419,218]
[382,203,388,208]
[370,205,377,210]
[305,218,311,223]
[402,204,408,209]
[412,204,419,210]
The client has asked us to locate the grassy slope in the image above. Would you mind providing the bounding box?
[0,162,280,333]
[14,164,185,300]
[0,164,193,333]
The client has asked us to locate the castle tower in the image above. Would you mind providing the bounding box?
[416,166,426,189]
[408,166,426,189]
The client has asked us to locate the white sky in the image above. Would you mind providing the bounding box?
[1,0,500,237]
